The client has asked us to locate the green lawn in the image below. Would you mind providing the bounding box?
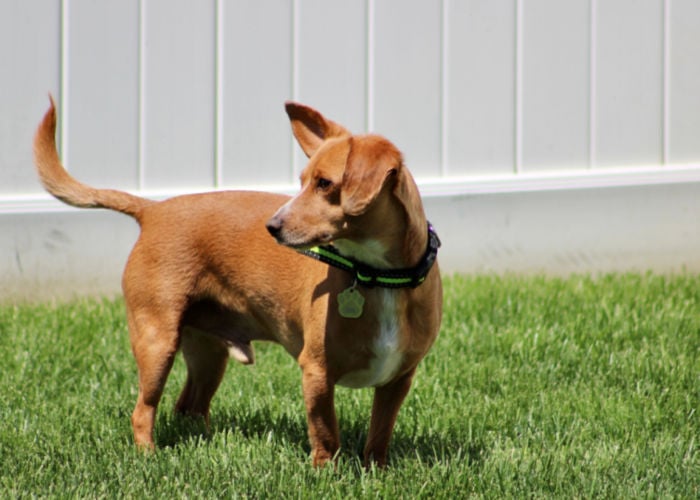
[1,274,698,497]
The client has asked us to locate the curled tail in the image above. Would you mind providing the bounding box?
[33,95,153,220]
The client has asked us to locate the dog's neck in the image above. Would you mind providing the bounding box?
[400,211,429,270]
[395,171,430,270]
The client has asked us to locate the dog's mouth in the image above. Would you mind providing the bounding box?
[266,223,334,249]
[278,232,334,250]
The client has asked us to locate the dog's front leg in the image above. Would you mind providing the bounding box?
[363,368,416,467]
[300,364,340,467]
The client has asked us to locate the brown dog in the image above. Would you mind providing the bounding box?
[33,97,442,467]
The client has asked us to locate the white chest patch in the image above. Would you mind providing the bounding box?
[337,290,403,388]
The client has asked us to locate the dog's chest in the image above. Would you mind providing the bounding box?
[337,289,403,388]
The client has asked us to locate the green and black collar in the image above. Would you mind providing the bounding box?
[298,223,441,289]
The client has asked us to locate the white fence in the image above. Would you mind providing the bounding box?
[2,0,700,300]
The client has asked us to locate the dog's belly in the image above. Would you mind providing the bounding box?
[337,290,403,388]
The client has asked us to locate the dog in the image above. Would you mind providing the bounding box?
[33,96,442,467]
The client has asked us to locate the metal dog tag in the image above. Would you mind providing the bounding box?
[338,284,364,319]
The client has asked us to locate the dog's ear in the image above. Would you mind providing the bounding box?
[285,102,351,158]
[341,136,402,216]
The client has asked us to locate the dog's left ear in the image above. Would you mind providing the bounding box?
[285,102,351,158]
[341,136,402,216]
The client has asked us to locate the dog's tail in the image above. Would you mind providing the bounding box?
[33,95,153,220]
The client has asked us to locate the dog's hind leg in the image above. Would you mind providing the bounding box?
[127,308,180,449]
[174,327,229,425]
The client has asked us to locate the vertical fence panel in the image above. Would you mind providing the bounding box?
[446,0,515,176]
[297,0,367,133]
[593,0,664,167]
[66,0,139,189]
[295,0,367,176]
[220,0,293,187]
[668,0,700,165]
[142,0,216,189]
[373,0,442,177]
[0,0,60,194]
[520,0,590,172]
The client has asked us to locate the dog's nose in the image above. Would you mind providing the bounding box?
[265,216,283,239]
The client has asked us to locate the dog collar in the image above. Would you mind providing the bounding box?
[298,223,441,289]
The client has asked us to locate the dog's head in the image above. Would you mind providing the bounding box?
[266,102,424,268]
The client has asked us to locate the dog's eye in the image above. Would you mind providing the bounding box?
[316,178,332,191]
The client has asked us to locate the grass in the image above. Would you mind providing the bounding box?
[0,273,698,497]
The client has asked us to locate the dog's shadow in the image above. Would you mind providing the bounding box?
[156,405,483,468]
